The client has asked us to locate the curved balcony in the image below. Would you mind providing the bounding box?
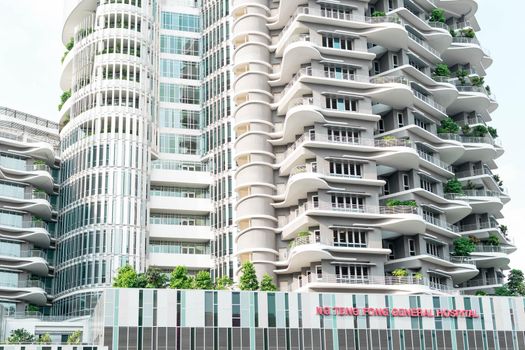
[420,212,460,238]
[0,279,48,306]
[0,162,56,194]
[275,235,390,274]
[0,129,57,165]
[0,192,55,220]
[455,167,508,195]
[280,202,425,240]
[0,221,53,249]
[0,250,50,276]
[438,133,501,164]
[296,274,459,295]
[460,221,511,245]
[444,190,505,214]
[442,36,492,72]
[459,277,505,294]
[406,31,442,63]
[447,85,497,114]
[469,245,512,269]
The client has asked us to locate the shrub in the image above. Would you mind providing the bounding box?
[38,333,52,345]
[260,274,278,291]
[475,291,487,296]
[500,225,508,234]
[470,76,485,87]
[215,276,233,290]
[297,231,311,238]
[430,8,446,23]
[453,237,475,256]
[437,117,460,134]
[434,64,450,77]
[65,37,74,51]
[58,90,72,111]
[113,264,140,288]
[468,235,480,245]
[239,261,259,291]
[67,330,82,345]
[143,267,168,288]
[507,269,525,296]
[391,268,408,277]
[449,29,457,37]
[386,199,417,207]
[414,272,424,280]
[487,235,500,246]
[7,329,34,344]
[456,69,468,85]
[444,178,463,194]
[460,28,475,38]
[372,11,386,17]
[470,125,488,137]
[488,126,498,138]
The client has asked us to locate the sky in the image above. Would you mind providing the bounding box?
[0,1,523,270]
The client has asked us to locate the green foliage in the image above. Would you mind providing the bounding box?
[468,235,480,245]
[460,28,475,38]
[495,286,513,296]
[372,11,386,17]
[456,69,469,85]
[67,330,82,345]
[430,8,446,23]
[453,237,475,256]
[463,180,476,190]
[470,125,488,137]
[239,261,259,291]
[169,266,194,289]
[485,85,492,95]
[143,267,168,288]
[444,178,463,194]
[297,231,311,238]
[382,136,396,141]
[26,304,40,312]
[391,268,408,277]
[215,276,234,290]
[475,291,487,296]
[65,37,74,51]
[8,329,35,344]
[470,76,485,87]
[259,274,278,291]
[488,126,498,138]
[58,90,71,111]
[437,117,460,134]
[386,199,417,207]
[500,225,508,234]
[414,272,424,280]
[449,29,457,38]
[193,271,213,290]
[434,64,450,77]
[507,269,525,296]
[487,235,500,246]
[37,333,52,345]
[113,264,140,288]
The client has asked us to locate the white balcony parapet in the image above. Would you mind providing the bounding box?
[438,133,499,146]
[412,89,447,113]
[407,31,441,58]
[416,149,453,171]
[428,21,449,30]
[444,189,501,200]
[449,256,476,266]
[420,212,459,233]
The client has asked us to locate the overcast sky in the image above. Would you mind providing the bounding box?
[0,1,523,271]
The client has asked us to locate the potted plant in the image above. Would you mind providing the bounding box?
[444,178,463,194]
[413,272,424,283]
[437,118,460,134]
[429,8,446,23]
[391,268,408,283]
[487,235,500,246]
[453,237,476,256]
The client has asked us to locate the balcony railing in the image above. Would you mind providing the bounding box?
[428,21,449,30]
[438,133,497,146]
[0,279,45,289]
[449,256,476,265]
[407,31,441,57]
[444,189,501,200]
[412,89,446,113]
[461,277,504,288]
[459,221,499,232]
[370,76,410,86]
[421,213,459,233]
[449,21,471,31]
[473,245,513,253]
[416,149,453,171]
[0,249,47,259]
[305,274,458,294]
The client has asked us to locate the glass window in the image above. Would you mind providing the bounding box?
[160,83,200,104]
[160,35,200,56]
[161,12,200,32]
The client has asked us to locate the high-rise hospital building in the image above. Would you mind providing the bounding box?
[0,0,519,349]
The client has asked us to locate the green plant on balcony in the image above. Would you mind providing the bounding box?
[463,180,476,191]
[470,76,485,87]
[475,290,487,296]
[372,11,386,17]
[493,174,503,187]
[33,159,46,166]
[414,272,424,281]
[429,8,446,23]
[453,237,476,256]
[461,124,470,135]
[58,90,71,111]
[449,29,457,38]
[500,225,508,235]
[7,328,34,344]
[437,117,460,134]
[470,125,488,137]
[386,199,417,207]
[67,330,82,345]
[37,333,52,345]
[297,231,311,238]
[65,37,74,51]
[455,69,469,85]
[487,235,500,246]
[488,126,498,139]
[444,178,463,194]
[485,85,492,95]
[460,28,475,38]
[433,64,450,78]
[391,268,408,277]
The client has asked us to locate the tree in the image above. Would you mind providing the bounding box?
[470,125,488,137]
[38,333,52,344]
[444,178,463,194]
[260,274,278,291]
[495,286,513,297]
[430,8,446,23]
[67,330,82,345]
[113,264,140,288]
[7,329,34,344]
[215,276,233,290]
[239,261,259,291]
[169,266,193,289]
[488,126,498,138]
[437,117,460,134]
[193,271,213,290]
[144,267,168,288]
[453,237,475,256]
[506,269,525,296]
